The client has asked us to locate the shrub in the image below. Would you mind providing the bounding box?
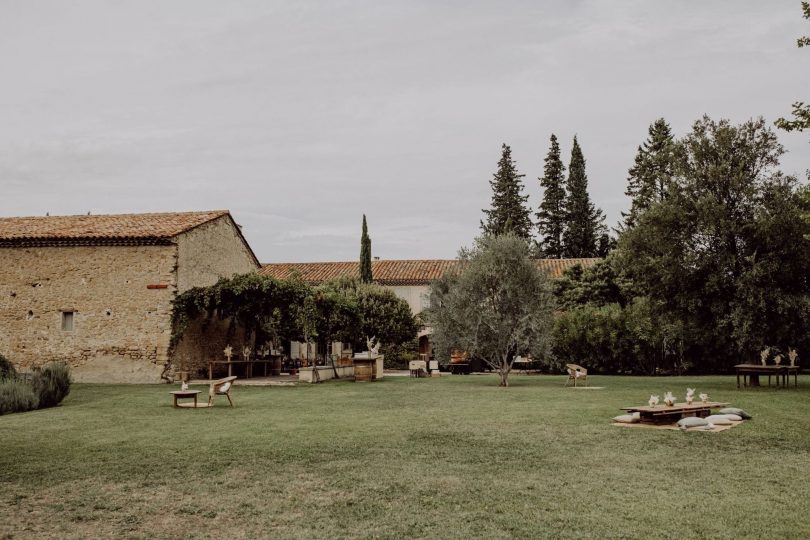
[30,362,72,409]
[383,338,420,370]
[0,353,16,380]
[0,379,39,415]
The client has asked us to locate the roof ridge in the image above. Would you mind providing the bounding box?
[0,209,229,221]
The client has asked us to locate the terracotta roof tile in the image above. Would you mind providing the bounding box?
[260,258,600,285]
[0,210,231,247]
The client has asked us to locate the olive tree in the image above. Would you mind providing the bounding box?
[427,234,556,387]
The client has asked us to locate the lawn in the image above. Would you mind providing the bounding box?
[1,375,809,539]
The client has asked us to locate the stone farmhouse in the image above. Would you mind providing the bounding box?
[0,208,599,382]
[0,211,259,383]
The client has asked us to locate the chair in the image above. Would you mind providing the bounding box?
[409,360,427,378]
[565,364,588,387]
[208,375,237,407]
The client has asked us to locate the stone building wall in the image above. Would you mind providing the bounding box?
[0,245,177,383]
[175,215,258,293]
[169,215,259,378]
[171,316,249,379]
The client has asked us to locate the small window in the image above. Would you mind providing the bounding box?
[61,311,75,331]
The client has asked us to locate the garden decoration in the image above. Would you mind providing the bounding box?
[180,380,188,391]
[760,347,770,366]
[699,393,709,403]
[685,388,695,404]
[224,345,233,361]
[663,391,675,406]
[242,346,251,362]
[365,336,380,355]
[789,348,798,367]
[648,395,659,407]
[774,354,783,366]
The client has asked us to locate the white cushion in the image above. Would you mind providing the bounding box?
[218,382,231,393]
[677,417,709,429]
[722,414,743,421]
[613,414,640,424]
[705,415,732,425]
[575,371,585,378]
[718,407,752,419]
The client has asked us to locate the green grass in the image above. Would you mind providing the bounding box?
[1,375,809,539]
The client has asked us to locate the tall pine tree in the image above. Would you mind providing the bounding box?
[481,144,533,241]
[536,134,567,258]
[562,136,606,257]
[620,118,678,231]
[360,214,372,283]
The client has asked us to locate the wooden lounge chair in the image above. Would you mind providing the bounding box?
[208,376,237,407]
[565,364,588,387]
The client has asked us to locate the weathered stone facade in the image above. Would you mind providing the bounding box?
[0,212,259,383]
[175,216,258,292]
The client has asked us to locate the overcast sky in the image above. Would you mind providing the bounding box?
[1,1,808,263]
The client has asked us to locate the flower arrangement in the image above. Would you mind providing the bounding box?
[663,391,676,406]
[789,348,798,367]
[699,393,709,403]
[648,395,659,407]
[685,388,695,404]
[760,347,770,366]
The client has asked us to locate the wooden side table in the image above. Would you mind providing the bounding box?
[170,390,201,408]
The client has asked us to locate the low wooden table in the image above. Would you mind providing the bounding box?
[170,390,201,408]
[735,364,799,389]
[621,401,729,424]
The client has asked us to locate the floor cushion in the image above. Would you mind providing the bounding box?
[613,414,640,424]
[677,417,709,429]
[718,407,752,419]
[722,414,743,421]
[705,414,733,425]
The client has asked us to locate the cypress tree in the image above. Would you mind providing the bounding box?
[536,134,567,258]
[562,136,606,257]
[620,118,678,231]
[481,144,533,241]
[360,214,373,283]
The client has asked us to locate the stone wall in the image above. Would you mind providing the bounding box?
[170,215,259,378]
[175,215,258,293]
[0,245,176,383]
[171,316,249,379]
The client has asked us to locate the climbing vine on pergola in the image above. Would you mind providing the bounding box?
[170,273,419,357]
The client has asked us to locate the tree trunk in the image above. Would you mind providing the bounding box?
[499,370,509,387]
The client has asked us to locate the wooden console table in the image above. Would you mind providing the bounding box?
[735,364,799,389]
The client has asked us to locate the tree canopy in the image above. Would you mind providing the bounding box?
[775,2,810,135]
[620,118,679,231]
[360,214,373,283]
[562,136,607,257]
[616,116,810,371]
[536,134,567,258]
[426,234,555,386]
[481,144,534,241]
